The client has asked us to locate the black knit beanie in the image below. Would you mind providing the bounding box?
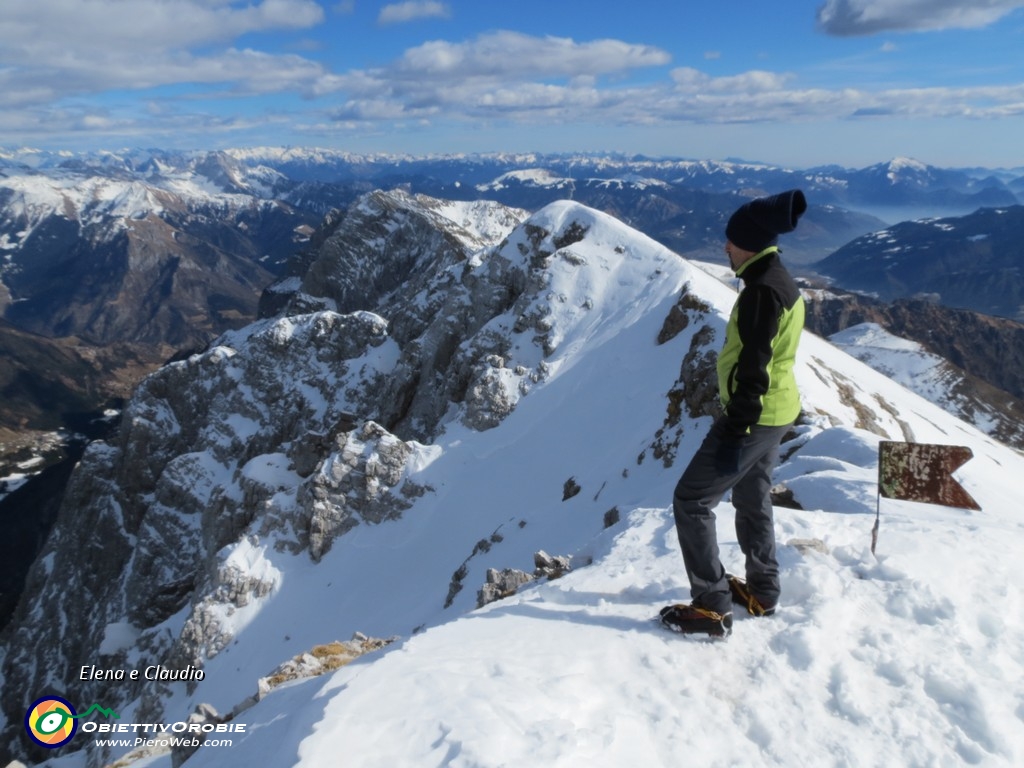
[725,189,807,253]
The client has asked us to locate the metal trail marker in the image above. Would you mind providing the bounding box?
[873,441,981,554]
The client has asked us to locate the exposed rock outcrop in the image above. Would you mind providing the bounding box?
[3,191,640,761]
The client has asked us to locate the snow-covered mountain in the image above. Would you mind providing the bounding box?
[2,192,1022,768]
[800,285,1024,420]
[851,157,1017,208]
[830,322,1024,448]
[0,146,885,359]
[0,152,340,494]
[0,160,320,346]
[812,205,1024,321]
[0,149,997,650]
[476,168,672,194]
[6,146,1017,212]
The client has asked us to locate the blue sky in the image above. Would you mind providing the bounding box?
[2,0,1024,168]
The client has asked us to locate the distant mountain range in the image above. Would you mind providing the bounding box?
[6,146,1020,216]
[812,205,1024,321]
[1,148,1022,513]
[0,156,325,346]
[2,147,906,268]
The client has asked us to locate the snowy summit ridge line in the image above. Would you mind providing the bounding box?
[1,191,1022,768]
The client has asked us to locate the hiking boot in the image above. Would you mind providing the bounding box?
[659,604,733,637]
[727,574,776,617]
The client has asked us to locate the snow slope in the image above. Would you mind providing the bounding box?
[831,322,1024,446]
[39,202,1024,768]
[831,323,960,401]
[176,347,1022,768]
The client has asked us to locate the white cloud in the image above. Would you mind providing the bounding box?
[660,71,1024,123]
[0,48,336,112]
[817,0,1024,36]
[321,31,671,125]
[314,32,1021,134]
[671,68,794,95]
[378,1,451,25]
[328,51,1024,130]
[0,0,328,107]
[0,0,324,53]
[391,31,670,80]
[3,14,1023,151]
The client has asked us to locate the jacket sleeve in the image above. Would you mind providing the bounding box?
[723,285,783,436]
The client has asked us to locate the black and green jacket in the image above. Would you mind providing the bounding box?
[717,247,804,436]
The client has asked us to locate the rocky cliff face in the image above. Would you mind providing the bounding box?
[0,175,327,643]
[0,189,558,763]
[263,190,539,439]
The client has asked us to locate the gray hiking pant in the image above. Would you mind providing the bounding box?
[672,418,791,615]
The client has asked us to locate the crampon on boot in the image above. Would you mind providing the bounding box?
[659,604,733,637]
[727,574,776,617]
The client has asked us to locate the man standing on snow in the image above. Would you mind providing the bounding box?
[660,189,807,637]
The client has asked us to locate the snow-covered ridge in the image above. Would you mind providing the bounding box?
[7,195,1023,768]
[830,322,1024,447]
[887,155,930,176]
[1,174,171,226]
[162,205,1024,765]
[477,168,574,191]
[477,168,673,193]
[831,322,934,367]
[0,165,283,229]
